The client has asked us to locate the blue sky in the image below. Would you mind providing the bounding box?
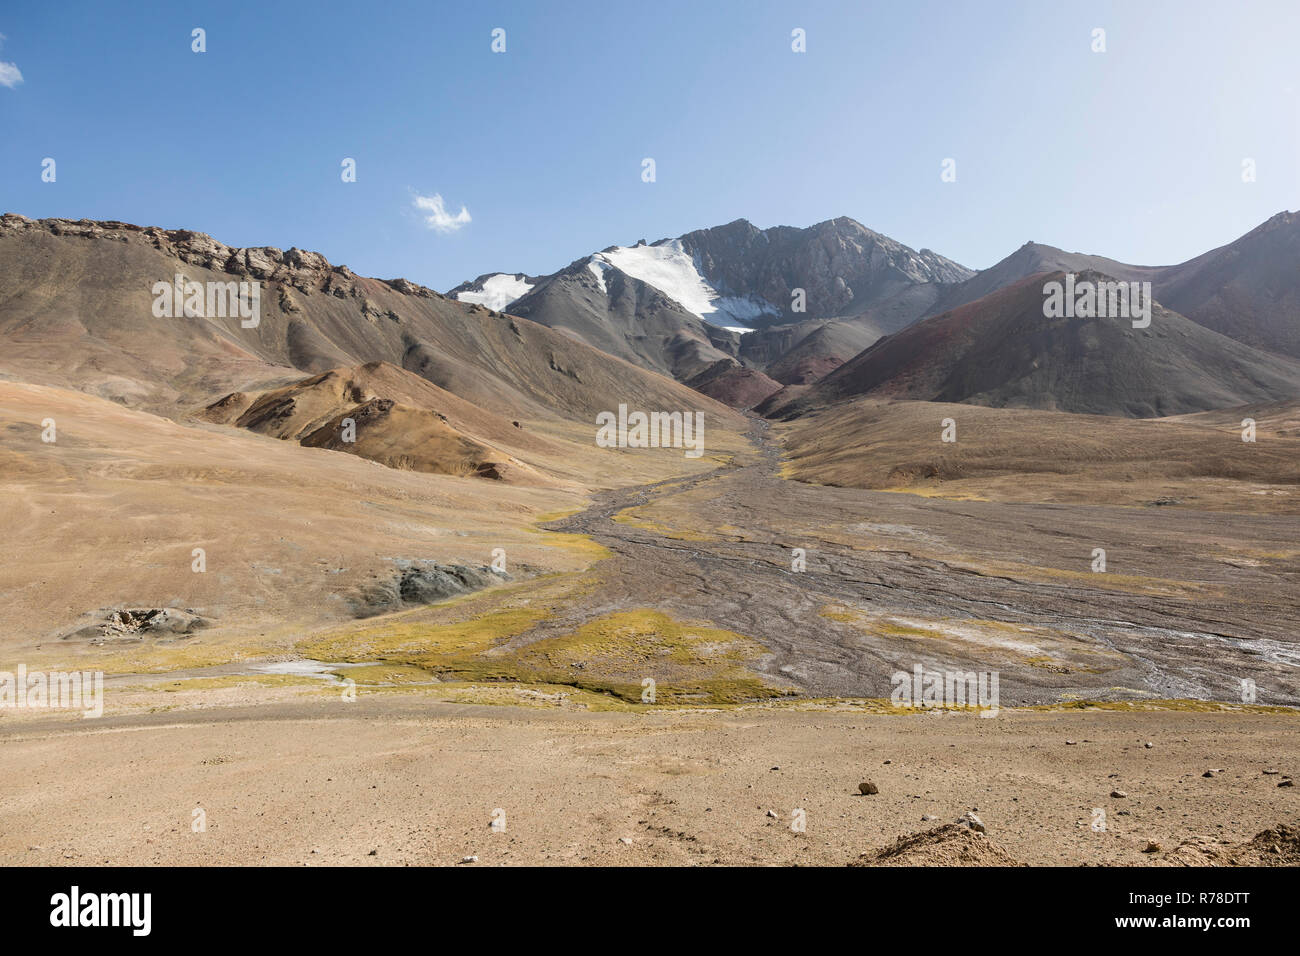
[1,0,1297,290]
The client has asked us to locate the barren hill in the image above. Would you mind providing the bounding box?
[923,211,1300,361]
[1150,210,1300,360]
[797,271,1300,418]
[202,362,562,483]
[0,214,743,433]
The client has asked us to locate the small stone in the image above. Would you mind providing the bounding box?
[1280,779,1295,788]
[1142,841,1161,853]
[956,811,986,833]
[765,809,779,819]
[460,855,478,864]
[1111,790,1127,798]
[367,848,377,856]
[1144,742,1154,749]
[1065,740,1077,745]
[618,837,633,845]
[858,781,879,795]
[1263,769,1280,775]
[921,814,937,822]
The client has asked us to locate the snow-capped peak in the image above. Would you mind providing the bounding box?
[595,240,777,328]
[453,273,534,311]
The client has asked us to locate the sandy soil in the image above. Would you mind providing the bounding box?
[2,695,1296,866]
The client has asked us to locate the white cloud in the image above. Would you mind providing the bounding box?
[0,33,19,89]
[413,193,471,233]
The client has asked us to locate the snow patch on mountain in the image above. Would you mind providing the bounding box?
[596,240,778,328]
[454,273,534,311]
[586,257,612,293]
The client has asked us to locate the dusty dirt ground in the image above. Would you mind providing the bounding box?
[3,387,1298,866]
[1,696,1296,866]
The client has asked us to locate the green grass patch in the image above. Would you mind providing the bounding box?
[157,674,322,692]
[297,606,548,666]
[332,663,436,685]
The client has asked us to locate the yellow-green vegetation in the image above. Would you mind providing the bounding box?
[331,663,436,685]
[611,510,712,541]
[157,674,323,693]
[530,505,612,561]
[879,485,989,502]
[298,605,548,667]
[81,640,275,676]
[818,607,858,624]
[350,680,647,712]
[298,605,788,706]
[505,610,788,704]
[1022,655,1067,670]
[532,506,585,524]
[875,620,942,639]
[525,523,610,561]
[977,560,1207,597]
[818,605,937,639]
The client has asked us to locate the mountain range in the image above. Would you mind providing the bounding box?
[787,269,1300,418]
[452,210,1300,416]
[0,213,742,485]
[3,208,1298,434]
[449,217,973,393]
